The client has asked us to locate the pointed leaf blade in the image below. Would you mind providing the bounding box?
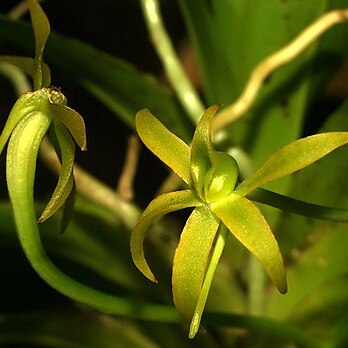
[235,132,348,197]
[211,194,287,294]
[172,205,220,322]
[190,104,220,198]
[131,190,201,282]
[38,122,75,223]
[136,109,191,184]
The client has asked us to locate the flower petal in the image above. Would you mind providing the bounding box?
[190,105,220,197]
[28,0,50,89]
[136,109,191,184]
[38,121,75,223]
[50,104,87,151]
[211,194,287,294]
[131,190,202,282]
[235,132,348,197]
[172,205,220,320]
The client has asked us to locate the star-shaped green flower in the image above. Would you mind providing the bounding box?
[131,105,348,337]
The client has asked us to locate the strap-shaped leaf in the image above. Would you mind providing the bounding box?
[38,122,75,223]
[28,0,50,89]
[51,104,87,151]
[211,193,287,294]
[172,205,220,321]
[136,109,191,184]
[235,132,348,197]
[0,56,51,87]
[190,105,220,198]
[130,190,202,282]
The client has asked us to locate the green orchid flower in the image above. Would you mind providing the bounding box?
[0,0,87,230]
[131,104,348,338]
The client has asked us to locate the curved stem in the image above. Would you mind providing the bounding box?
[213,9,348,134]
[248,187,348,222]
[6,113,178,322]
[140,0,204,122]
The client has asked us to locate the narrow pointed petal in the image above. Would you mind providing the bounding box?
[50,104,87,151]
[0,56,51,87]
[131,190,202,282]
[172,206,220,320]
[235,132,348,197]
[28,0,50,89]
[190,105,220,197]
[60,176,76,233]
[211,194,287,294]
[136,109,191,184]
[38,122,75,223]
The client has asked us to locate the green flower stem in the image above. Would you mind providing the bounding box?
[140,0,204,123]
[189,224,229,339]
[5,111,177,322]
[248,187,348,222]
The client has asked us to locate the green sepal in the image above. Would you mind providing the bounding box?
[136,109,191,184]
[38,121,75,223]
[235,132,348,197]
[204,151,239,203]
[0,56,51,87]
[28,0,50,89]
[172,205,220,321]
[50,104,87,151]
[0,91,52,155]
[130,190,202,282]
[60,176,76,233]
[190,104,220,198]
[211,193,287,294]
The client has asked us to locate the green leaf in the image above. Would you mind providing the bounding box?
[211,194,287,294]
[28,0,50,89]
[235,132,348,197]
[130,190,202,282]
[0,310,158,348]
[136,109,191,184]
[38,122,75,223]
[51,104,87,151]
[0,55,51,86]
[172,205,220,321]
[60,177,76,233]
[190,104,219,198]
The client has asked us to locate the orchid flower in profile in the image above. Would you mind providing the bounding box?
[131,104,348,338]
[0,0,87,231]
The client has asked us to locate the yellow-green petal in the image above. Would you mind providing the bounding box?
[235,132,348,197]
[38,122,75,223]
[172,205,220,320]
[131,190,202,282]
[50,104,87,151]
[190,104,220,198]
[136,109,191,184]
[28,0,50,89]
[211,194,287,294]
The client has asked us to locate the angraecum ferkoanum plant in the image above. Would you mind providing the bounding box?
[1,0,348,345]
